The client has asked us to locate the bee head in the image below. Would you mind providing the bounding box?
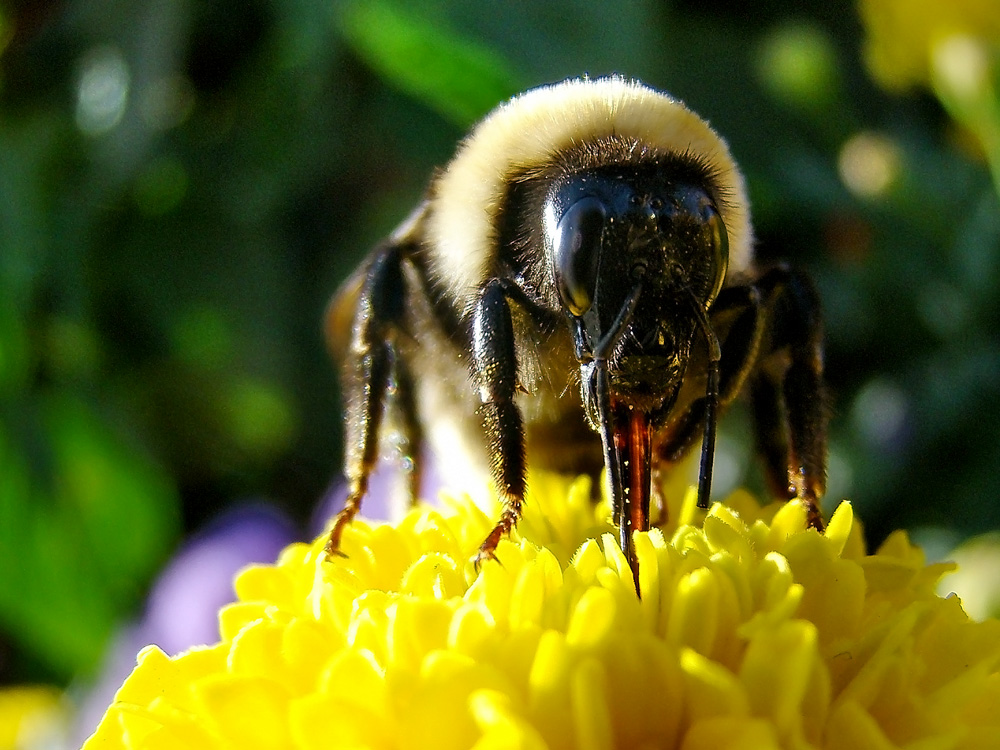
[543,160,729,408]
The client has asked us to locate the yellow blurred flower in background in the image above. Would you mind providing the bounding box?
[0,686,66,749]
[83,477,1000,749]
[859,0,1000,91]
[859,0,1000,193]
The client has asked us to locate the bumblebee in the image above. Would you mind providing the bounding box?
[324,76,828,589]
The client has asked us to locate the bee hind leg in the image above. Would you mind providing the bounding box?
[392,355,424,508]
[324,245,411,557]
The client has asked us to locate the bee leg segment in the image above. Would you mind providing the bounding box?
[391,354,424,508]
[589,363,626,550]
[685,291,723,510]
[696,364,719,510]
[588,362,646,594]
[472,280,527,566]
[584,284,647,592]
[325,246,409,558]
[655,285,764,510]
[752,265,828,529]
[620,405,652,589]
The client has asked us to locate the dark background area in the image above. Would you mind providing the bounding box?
[2,0,998,700]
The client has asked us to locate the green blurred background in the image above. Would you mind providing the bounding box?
[1,0,999,707]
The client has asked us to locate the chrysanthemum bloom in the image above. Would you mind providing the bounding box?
[84,475,1000,749]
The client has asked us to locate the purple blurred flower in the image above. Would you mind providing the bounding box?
[144,503,297,653]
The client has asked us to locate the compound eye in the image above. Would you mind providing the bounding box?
[552,196,607,317]
[703,203,729,304]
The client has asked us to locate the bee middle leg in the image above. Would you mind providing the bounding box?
[750,264,828,529]
[471,279,527,565]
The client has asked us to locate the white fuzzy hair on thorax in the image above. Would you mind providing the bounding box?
[424,76,753,309]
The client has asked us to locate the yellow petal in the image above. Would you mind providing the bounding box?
[738,620,818,740]
[290,692,393,750]
[824,501,854,557]
[825,699,896,750]
[195,675,293,749]
[667,568,720,654]
[470,690,548,750]
[680,649,750,722]
[682,717,781,750]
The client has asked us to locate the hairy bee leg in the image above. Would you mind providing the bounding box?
[749,375,790,500]
[391,354,424,507]
[753,264,828,529]
[472,280,527,566]
[325,246,409,558]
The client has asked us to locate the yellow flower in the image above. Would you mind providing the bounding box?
[84,476,1000,749]
[858,0,1000,212]
[0,685,66,749]
[858,0,1000,92]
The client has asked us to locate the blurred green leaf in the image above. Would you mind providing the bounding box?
[169,306,235,371]
[0,300,30,395]
[223,379,297,459]
[337,0,524,126]
[0,395,179,677]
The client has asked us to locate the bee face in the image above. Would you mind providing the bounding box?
[543,159,730,412]
[325,77,829,595]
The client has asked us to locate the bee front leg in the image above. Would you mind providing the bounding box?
[656,285,764,509]
[471,280,526,565]
[752,264,828,529]
[325,246,410,557]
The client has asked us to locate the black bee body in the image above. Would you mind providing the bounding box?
[325,77,828,591]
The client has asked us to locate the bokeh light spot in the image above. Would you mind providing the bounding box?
[224,380,297,458]
[756,23,839,111]
[851,378,910,452]
[75,46,130,136]
[932,34,991,101]
[838,132,900,198]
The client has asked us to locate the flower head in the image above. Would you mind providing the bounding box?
[85,476,1000,749]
